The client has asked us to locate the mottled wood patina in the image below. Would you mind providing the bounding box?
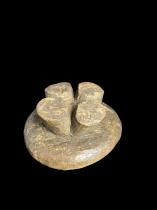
[24,82,122,170]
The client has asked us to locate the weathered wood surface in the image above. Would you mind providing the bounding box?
[24,82,122,170]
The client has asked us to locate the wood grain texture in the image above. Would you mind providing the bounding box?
[24,82,122,170]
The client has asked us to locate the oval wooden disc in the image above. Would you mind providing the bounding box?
[24,103,122,170]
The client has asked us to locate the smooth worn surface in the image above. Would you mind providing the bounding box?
[24,82,122,170]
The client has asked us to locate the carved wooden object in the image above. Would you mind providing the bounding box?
[24,82,122,170]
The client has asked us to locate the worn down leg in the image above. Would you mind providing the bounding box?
[36,98,71,136]
[76,82,104,103]
[45,82,74,108]
[72,102,106,133]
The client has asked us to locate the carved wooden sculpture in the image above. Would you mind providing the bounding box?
[24,82,122,170]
